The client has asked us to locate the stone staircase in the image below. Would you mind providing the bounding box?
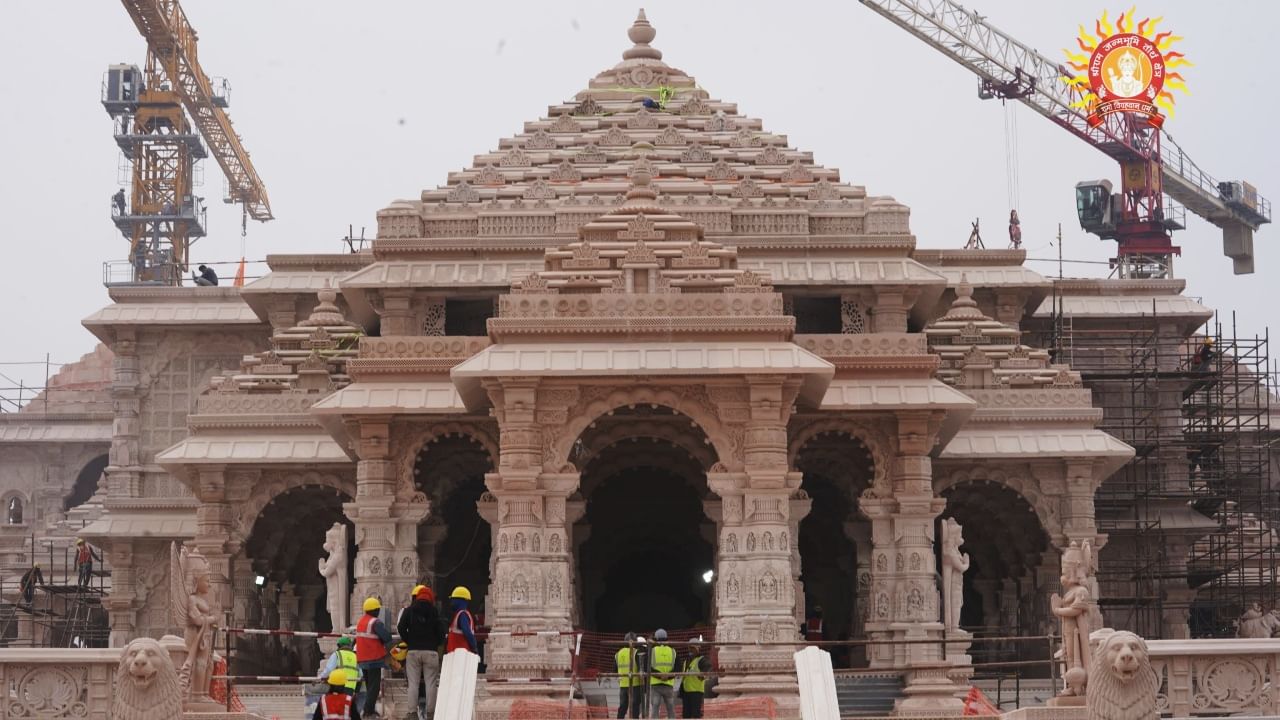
[834,673,904,718]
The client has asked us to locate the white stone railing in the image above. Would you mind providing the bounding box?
[0,647,118,719]
[1148,638,1280,717]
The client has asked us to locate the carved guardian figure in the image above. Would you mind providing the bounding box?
[1086,631,1159,720]
[111,637,185,720]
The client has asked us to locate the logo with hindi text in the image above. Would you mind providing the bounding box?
[1063,8,1190,127]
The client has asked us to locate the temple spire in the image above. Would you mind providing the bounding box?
[623,8,663,62]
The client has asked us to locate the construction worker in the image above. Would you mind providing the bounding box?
[681,640,708,719]
[398,584,443,720]
[112,188,126,215]
[323,637,362,707]
[615,632,643,719]
[805,606,825,642]
[193,264,219,286]
[19,562,43,605]
[354,597,393,719]
[1193,337,1215,372]
[648,629,678,719]
[446,586,478,654]
[74,539,100,589]
[313,668,361,720]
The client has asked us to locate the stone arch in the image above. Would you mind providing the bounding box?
[65,454,109,512]
[237,470,355,542]
[934,467,1061,544]
[394,422,499,501]
[576,418,717,471]
[555,387,732,472]
[3,491,27,525]
[788,418,894,498]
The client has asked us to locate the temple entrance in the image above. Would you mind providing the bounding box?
[794,429,874,666]
[941,480,1051,665]
[242,483,352,675]
[413,434,494,610]
[573,406,716,634]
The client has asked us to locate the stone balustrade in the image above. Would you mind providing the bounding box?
[0,648,118,719]
[1148,637,1280,717]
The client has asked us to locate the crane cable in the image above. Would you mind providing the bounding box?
[1003,101,1022,213]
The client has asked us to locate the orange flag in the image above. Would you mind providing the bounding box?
[233,258,246,288]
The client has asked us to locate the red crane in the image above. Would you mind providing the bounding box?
[859,0,1270,278]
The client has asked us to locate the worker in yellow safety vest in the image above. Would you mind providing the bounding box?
[648,629,678,719]
[681,640,708,719]
[615,631,645,719]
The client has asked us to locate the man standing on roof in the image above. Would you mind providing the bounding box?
[398,584,443,720]
[446,586,478,655]
[355,596,393,719]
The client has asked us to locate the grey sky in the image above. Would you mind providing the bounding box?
[1,1,1276,392]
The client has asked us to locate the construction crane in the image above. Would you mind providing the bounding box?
[859,0,1270,279]
[101,0,272,286]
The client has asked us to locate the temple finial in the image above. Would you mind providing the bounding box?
[623,8,662,61]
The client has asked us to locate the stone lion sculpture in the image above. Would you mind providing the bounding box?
[1086,630,1159,720]
[111,637,185,720]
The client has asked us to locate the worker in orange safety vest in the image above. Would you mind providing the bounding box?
[314,668,361,719]
[446,586,478,654]
[354,597,392,718]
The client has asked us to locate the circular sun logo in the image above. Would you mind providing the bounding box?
[1063,8,1190,127]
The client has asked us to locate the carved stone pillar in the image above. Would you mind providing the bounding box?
[972,579,1000,631]
[709,378,803,707]
[887,412,964,715]
[105,541,137,647]
[703,498,722,623]
[565,497,586,628]
[192,466,239,620]
[346,418,430,620]
[1034,550,1061,636]
[871,286,916,333]
[378,290,418,336]
[480,469,579,720]
[1162,587,1195,639]
[419,521,448,585]
[844,520,873,667]
[789,491,812,627]
[278,583,299,631]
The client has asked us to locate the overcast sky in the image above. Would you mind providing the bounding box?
[1,1,1276,394]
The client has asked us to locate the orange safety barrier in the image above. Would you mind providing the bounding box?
[961,686,1000,716]
[509,697,776,720]
[209,657,246,712]
[573,627,717,675]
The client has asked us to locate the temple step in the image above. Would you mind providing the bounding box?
[834,674,904,717]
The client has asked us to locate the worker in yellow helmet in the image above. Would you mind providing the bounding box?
[446,586,478,654]
[354,597,391,718]
[313,668,361,719]
[398,583,443,720]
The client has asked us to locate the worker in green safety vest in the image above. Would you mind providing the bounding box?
[680,640,708,719]
[615,632,644,719]
[648,629,677,719]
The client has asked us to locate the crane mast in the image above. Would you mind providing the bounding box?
[859,0,1270,278]
[102,0,271,286]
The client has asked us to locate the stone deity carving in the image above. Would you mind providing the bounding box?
[171,541,221,705]
[1050,540,1094,699]
[941,518,970,632]
[1086,630,1159,720]
[318,522,349,631]
[1236,602,1280,638]
[111,636,185,720]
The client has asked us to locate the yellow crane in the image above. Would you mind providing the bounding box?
[103,0,271,285]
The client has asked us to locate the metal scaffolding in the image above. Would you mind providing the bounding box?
[1052,305,1276,638]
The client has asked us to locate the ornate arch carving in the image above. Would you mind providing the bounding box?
[577,418,717,470]
[788,417,895,498]
[237,470,354,541]
[393,421,499,501]
[934,466,1060,542]
[552,386,734,472]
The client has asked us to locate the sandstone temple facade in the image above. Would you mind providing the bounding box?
[7,9,1275,716]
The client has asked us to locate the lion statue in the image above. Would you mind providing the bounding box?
[111,637,185,720]
[1086,630,1160,720]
